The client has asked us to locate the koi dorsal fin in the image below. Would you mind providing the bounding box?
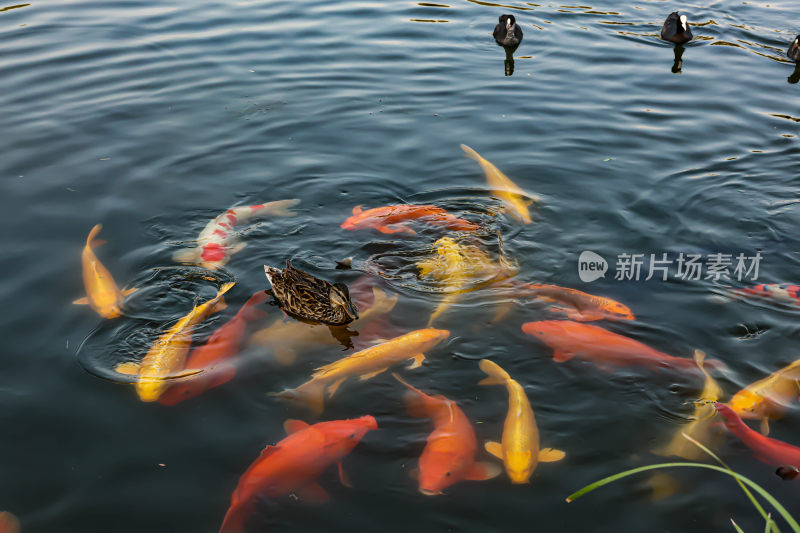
[353,205,363,215]
[258,445,279,460]
[284,419,310,435]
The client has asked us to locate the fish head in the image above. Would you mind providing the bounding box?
[331,283,359,321]
[605,301,635,321]
[321,416,378,453]
[521,320,564,341]
[417,449,466,495]
[340,206,369,230]
[416,328,451,350]
[505,450,535,484]
[728,389,768,419]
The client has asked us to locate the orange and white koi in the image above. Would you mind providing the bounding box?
[734,284,800,307]
[727,358,800,435]
[478,359,565,483]
[116,282,234,402]
[275,329,450,416]
[341,204,479,235]
[394,373,500,495]
[220,416,377,533]
[73,224,137,318]
[173,199,299,270]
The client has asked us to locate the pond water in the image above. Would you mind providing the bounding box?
[2,0,800,531]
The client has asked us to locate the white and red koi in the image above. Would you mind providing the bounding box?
[174,199,299,270]
[734,284,800,307]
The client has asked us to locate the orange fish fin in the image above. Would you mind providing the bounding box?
[359,368,387,381]
[211,297,228,314]
[478,376,504,386]
[484,441,503,459]
[257,445,280,461]
[327,377,347,398]
[337,461,352,488]
[115,362,140,376]
[538,448,566,462]
[353,205,363,215]
[122,287,139,297]
[90,239,107,248]
[283,419,310,435]
[406,353,426,370]
[465,461,503,481]
[73,296,90,305]
[552,350,573,363]
[760,418,770,436]
[295,482,329,504]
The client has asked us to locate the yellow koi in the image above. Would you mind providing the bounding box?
[478,359,564,483]
[461,144,538,224]
[250,287,398,365]
[73,224,137,318]
[275,328,450,416]
[728,358,800,435]
[116,282,234,402]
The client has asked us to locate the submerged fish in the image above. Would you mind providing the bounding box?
[727,358,800,435]
[394,373,501,495]
[158,290,268,405]
[116,282,235,402]
[275,328,450,416]
[219,416,377,533]
[733,284,800,307]
[716,403,800,472]
[653,350,725,460]
[478,359,564,483]
[173,199,299,270]
[521,320,725,373]
[250,286,398,366]
[73,224,138,318]
[516,283,634,322]
[0,512,20,533]
[341,204,479,235]
[460,144,538,224]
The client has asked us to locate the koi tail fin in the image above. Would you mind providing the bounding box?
[271,380,326,417]
[460,144,483,162]
[238,290,270,321]
[87,224,106,248]
[696,357,728,373]
[263,198,300,217]
[477,359,510,386]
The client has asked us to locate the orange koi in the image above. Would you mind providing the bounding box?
[393,373,500,494]
[517,283,634,322]
[341,204,479,235]
[716,403,800,471]
[220,416,377,533]
[158,290,268,405]
[727,358,800,435]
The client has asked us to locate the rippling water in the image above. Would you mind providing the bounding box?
[2,0,800,530]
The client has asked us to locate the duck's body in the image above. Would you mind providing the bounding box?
[494,14,523,47]
[788,35,800,62]
[264,260,358,326]
[661,12,693,44]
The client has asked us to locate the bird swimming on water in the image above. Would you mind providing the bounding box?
[660,11,693,45]
[494,14,523,48]
[788,34,800,62]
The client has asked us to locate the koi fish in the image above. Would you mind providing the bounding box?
[73,224,137,318]
[521,320,725,373]
[0,512,20,533]
[393,373,500,494]
[734,284,800,307]
[478,359,565,483]
[727,358,800,435]
[516,283,634,322]
[653,350,725,460]
[250,286,398,366]
[116,282,235,402]
[173,199,299,270]
[157,290,268,405]
[715,403,800,471]
[275,328,450,416]
[418,236,517,326]
[341,204,479,235]
[219,415,377,533]
[460,144,538,224]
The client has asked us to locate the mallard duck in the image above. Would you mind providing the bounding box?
[661,12,693,45]
[494,14,523,48]
[264,260,358,326]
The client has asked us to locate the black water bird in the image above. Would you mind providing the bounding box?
[494,14,523,48]
[660,11,693,45]
[788,34,800,62]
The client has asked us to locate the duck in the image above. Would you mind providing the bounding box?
[494,14,523,48]
[660,11,693,45]
[788,34,800,62]
[264,260,358,326]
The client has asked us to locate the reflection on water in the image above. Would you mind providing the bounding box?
[671,45,685,74]
[789,63,800,84]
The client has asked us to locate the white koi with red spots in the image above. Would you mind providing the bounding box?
[173,199,299,270]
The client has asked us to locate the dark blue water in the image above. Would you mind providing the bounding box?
[2,0,800,531]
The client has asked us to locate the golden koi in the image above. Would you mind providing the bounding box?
[250,287,398,365]
[728,358,800,435]
[478,359,564,483]
[116,282,235,402]
[73,224,137,318]
[653,350,724,460]
[275,328,450,416]
[460,144,538,224]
